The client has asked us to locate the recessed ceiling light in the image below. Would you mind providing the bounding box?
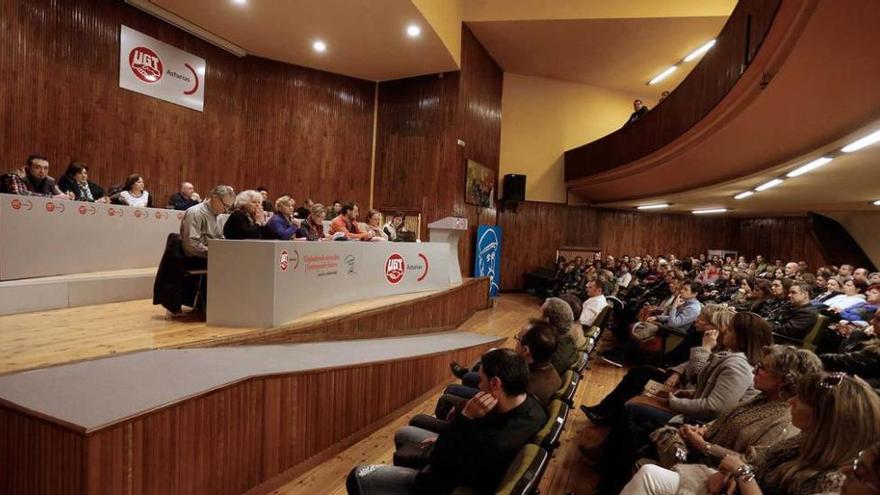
[786,157,833,178]
[755,178,783,191]
[232,0,246,5]
[734,191,754,200]
[874,199,880,206]
[841,129,880,153]
[406,25,421,38]
[636,203,670,210]
[683,39,717,62]
[692,208,728,214]
[312,40,327,53]
[648,66,677,85]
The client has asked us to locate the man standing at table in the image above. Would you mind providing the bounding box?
[330,203,374,240]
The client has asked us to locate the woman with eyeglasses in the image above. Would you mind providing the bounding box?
[620,345,823,494]
[834,443,880,495]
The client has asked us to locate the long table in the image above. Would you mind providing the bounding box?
[207,240,452,327]
[0,193,181,280]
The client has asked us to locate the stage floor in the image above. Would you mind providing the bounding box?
[0,281,482,376]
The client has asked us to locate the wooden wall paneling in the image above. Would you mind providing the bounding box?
[0,340,499,494]
[0,0,374,209]
[374,26,503,276]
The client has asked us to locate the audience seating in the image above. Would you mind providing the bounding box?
[553,369,580,405]
[451,443,550,495]
[531,399,569,453]
[772,313,831,352]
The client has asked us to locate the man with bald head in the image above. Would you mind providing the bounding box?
[168,181,201,210]
[784,261,800,278]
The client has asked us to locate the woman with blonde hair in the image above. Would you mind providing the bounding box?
[263,195,302,240]
[621,345,824,494]
[624,372,880,495]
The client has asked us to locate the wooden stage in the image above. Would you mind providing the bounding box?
[0,277,489,375]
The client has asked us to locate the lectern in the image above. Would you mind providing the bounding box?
[428,216,468,284]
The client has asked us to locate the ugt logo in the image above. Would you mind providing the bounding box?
[385,253,405,285]
[129,46,163,83]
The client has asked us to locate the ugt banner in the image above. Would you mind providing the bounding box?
[474,225,502,297]
[119,25,207,112]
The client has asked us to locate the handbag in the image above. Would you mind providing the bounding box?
[649,426,689,468]
[631,321,661,342]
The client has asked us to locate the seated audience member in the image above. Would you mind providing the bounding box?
[346,349,547,495]
[840,264,855,278]
[834,442,880,495]
[118,174,152,207]
[839,283,880,326]
[624,99,649,126]
[771,282,819,340]
[263,195,301,240]
[223,190,267,240]
[580,279,608,327]
[168,182,200,210]
[621,345,822,495]
[621,371,880,495]
[542,297,579,374]
[581,304,734,426]
[617,264,633,291]
[586,312,772,494]
[870,271,880,285]
[753,278,793,320]
[820,308,880,388]
[57,162,105,202]
[294,198,314,219]
[558,294,586,349]
[383,212,406,241]
[825,279,869,312]
[298,203,328,241]
[329,203,374,240]
[180,185,234,260]
[256,186,273,213]
[1,155,69,198]
[813,275,844,305]
[364,209,388,240]
[446,320,562,410]
[658,90,670,103]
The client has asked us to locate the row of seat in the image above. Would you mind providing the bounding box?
[452,304,616,495]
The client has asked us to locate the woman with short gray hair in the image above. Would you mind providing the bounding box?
[541,297,578,374]
[223,189,266,240]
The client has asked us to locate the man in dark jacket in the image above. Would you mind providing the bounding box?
[347,349,547,495]
[772,282,818,339]
[168,182,200,210]
[623,99,649,126]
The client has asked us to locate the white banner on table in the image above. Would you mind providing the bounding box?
[119,25,206,112]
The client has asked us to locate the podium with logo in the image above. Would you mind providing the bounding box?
[207,240,451,327]
[427,217,468,285]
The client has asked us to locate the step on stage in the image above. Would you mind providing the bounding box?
[0,277,489,376]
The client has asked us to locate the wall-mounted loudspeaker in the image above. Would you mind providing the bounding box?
[503,174,526,202]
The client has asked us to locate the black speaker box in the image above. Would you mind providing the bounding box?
[503,174,526,202]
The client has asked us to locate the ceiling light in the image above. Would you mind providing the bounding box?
[692,208,728,214]
[874,199,880,206]
[683,39,717,62]
[786,157,832,178]
[755,178,783,191]
[312,40,327,53]
[648,66,677,85]
[232,0,246,4]
[734,191,754,200]
[841,129,880,153]
[406,25,421,38]
[636,203,670,210]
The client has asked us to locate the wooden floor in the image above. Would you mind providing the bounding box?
[274,293,625,495]
[0,288,452,375]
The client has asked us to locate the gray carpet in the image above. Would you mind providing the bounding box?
[0,331,499,432]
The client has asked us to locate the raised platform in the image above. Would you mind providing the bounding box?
[0,332,503,494]
[0,268,155,315]
[0,277,490,375]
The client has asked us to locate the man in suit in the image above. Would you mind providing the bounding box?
[772,282,818,339]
